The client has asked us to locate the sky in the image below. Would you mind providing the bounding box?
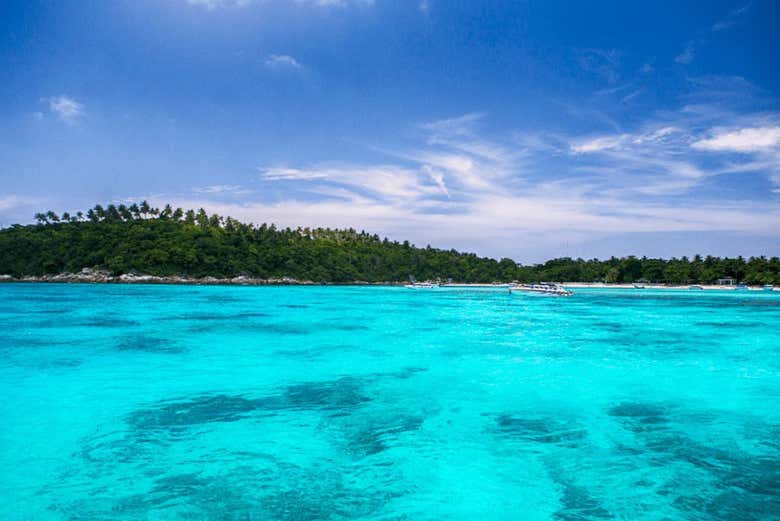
[1,0,779,262]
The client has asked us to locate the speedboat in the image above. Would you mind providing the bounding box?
[404,282,439,289]
[510,282,573,297]
[689,285,704,290]
[735,284,749,291]
[763,285,775,291]
[633,283,646,289]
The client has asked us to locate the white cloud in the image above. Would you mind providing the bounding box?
[421,165,449,198]
[261,164,447,200]
[571,135,628,154]
[46,96,83,123]
[132,85,780,260]
[187,0,251,9]
[143,191,780,263]
[712,3,751,31]
[675,4,751,66]
[691,126,780,152]
[675,42,695,64]
[0,195,45,227]
[0,195,40,212]
[265,54,303,70]
[192,185,251,195]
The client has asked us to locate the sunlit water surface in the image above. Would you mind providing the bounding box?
[1,284,779,520]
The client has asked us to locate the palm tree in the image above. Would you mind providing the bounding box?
[118,204,132,221]
[106,204,120,222]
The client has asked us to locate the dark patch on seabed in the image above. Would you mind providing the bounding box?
[40,358,83,368]
[82,316,141,328]
[200,294,246,304]
[392,366,428,379]
[63,440,396,520]
[608,330,718,357]
[248,321,314,335]
[116,335,183,354]
[739,299,780,307]
[127,377,371,434]
[553,481,614,521]
[695,321,767,329]
[345,413,424,457]
[323,321,372,332]
[128,394,263,431]
[494,414,587,447]
[163,311,272,322]
[53,377,392,518]
[607,401,780,520]
[592,321,624,333]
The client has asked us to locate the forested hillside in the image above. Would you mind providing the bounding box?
[0,203,517,282]
[1,203,779,284]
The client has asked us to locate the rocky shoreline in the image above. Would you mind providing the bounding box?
[0,268,393,286]
[0,271,774,290]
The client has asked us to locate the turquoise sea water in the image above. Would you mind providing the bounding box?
[0,283,778,520]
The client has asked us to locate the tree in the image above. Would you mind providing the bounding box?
[106,204,120,222]
[118,204,132,221]
[196,208,209,228]
[3,202,780,285]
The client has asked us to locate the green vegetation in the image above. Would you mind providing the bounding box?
[1,203,779,284]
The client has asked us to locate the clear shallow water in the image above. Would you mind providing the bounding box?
[0,284,779,521]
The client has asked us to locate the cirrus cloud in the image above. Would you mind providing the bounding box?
[691,126,780,152]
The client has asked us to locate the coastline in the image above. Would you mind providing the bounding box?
[0,270,379,286]
[563,282,776,291]
[0,272,775,290]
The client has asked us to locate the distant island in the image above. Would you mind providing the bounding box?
[1,202,778,285]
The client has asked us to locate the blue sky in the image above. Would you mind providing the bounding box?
[1,0,779,262]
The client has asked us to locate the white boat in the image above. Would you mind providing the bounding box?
[404,282,439,289]
[510,282,573,297]
[633,283,646,289]
[763,285,774,291]
[735,284,749,291]
[689,285,704,290]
